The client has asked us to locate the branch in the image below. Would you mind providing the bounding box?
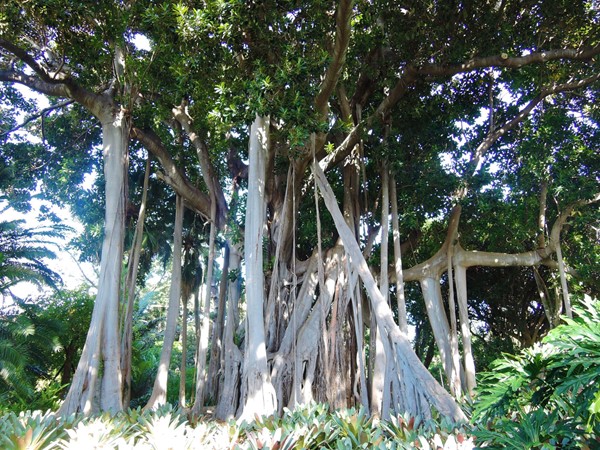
[0,38,58,83]
[171,103,228,227]
[130,127,213,221]
[1,100,74,137]
[0,68,70,98]
[472,72,600,166]
[314,0,353,118]
[0,40,106,118]
[416,44,600,78]
[549,192,600,248]
[319,64,420,172]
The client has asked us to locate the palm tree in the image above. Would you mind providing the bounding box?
[0,217,65,300]
[0,216,66,408]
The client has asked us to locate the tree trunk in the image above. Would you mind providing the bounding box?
[121,155,150,409]
[238,115,277,420]
[145,194,184,410]
[446,241,463,398]
[192,196,218,414]
[179,293,188,408]
[453,263,476,397]
[371,166,389,418]
[206,243,229,404]
[59,109,128,416]
[215,241,243,420]
[314,161,465,421]
[390,174,408,334]
[555,241,572,319]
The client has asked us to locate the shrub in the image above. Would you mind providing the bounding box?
[472,297,600,449]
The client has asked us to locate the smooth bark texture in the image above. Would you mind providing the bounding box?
[215,242,243,420]
[145,194,184,410]
[371,166,389,418]
[238,115,277,420]
[206,244,230,403]
[390,174,408,334]
[121,155,151,408]
[60,110,128,415]
[192,195,218,414]
[314,161,465,421]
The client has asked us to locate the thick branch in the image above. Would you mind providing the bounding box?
[0,69,70,98]
[0,40,103,116]
[0,38,59,83]
[172,103,228,227]
[130,127,212,220]
[314,0,353,117]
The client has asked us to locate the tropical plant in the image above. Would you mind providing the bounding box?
[472,297,600,448]
[0,218,65,300]
[0,288,93,412]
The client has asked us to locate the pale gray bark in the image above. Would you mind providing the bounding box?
[556,241,572,319]
[145,194,184,410]
[206,244,230,403]
[314,161,465,421]
[371,167,389,418]
[192,196,218,414]
[179,289,189,408]
[446,241,463,399]
[59,109,128,415]
[215,242,243,420]
[454,264,476,396]
[121,155,150,409]
[238,115,277,420]
[390,174,408,333]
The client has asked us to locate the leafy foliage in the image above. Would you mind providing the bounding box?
[0,218,66,298]
[0,404,475,449]
[0,288,93,412]
[472,298,600,448]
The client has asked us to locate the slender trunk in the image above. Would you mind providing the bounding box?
[59,110,128,416]
[446,242,463,398]
[145,194,184,410]
[371,166,389,418]
[453,261,476,397]
[238,115,276,420]
[179,294,188,408]
[206,244,230,403]
[420,277,455,390]
[538,179,549,248]
[215,241,243,420]
[192,197,218,414]
[556,241,572,319]
[390,174,408,334]
[348,262,369,411]
[121,155,150,408]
